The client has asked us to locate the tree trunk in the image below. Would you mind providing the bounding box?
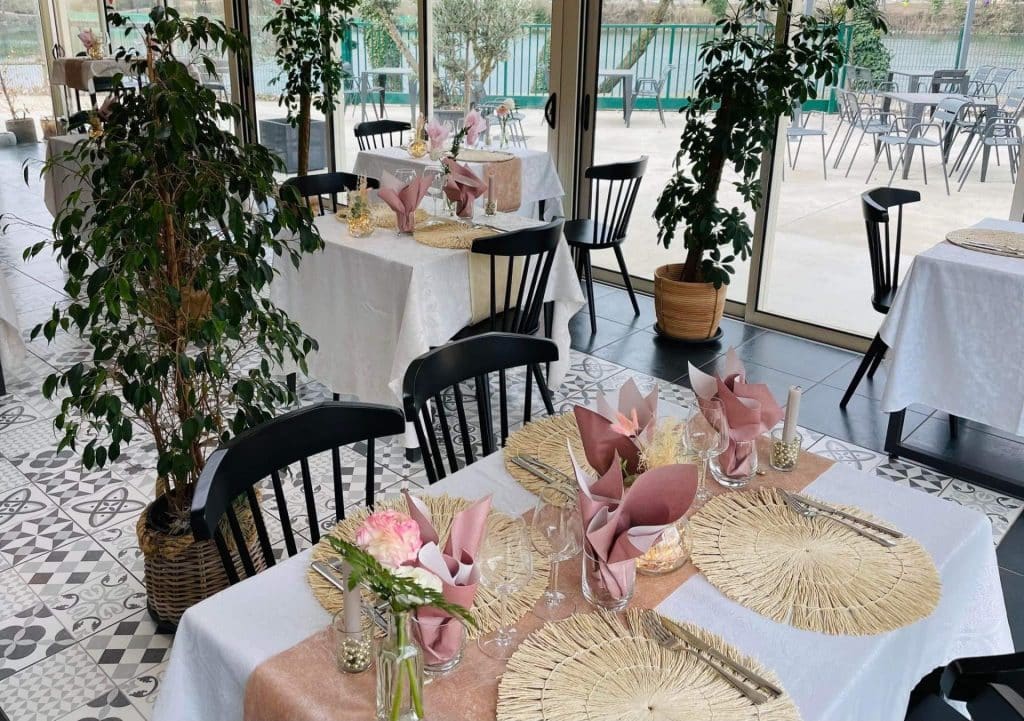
[681,102,730,283]
[598,0,674,93]
[0,68,15,118]
[297,65,312,177]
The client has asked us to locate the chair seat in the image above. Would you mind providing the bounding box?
[908,137,941,147]
[878,134,909,145]
[871,288,896,314]
[787,127,827,138]
[563,218,620,248]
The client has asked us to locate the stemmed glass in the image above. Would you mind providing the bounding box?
[685,398,730,506]
[477,517,533,660]
[530,494,582,621]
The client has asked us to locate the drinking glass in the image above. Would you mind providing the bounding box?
[685,398,730,506]
[530,495,581,621]
[393,168,417,186]
[710,438,758,488]
[425,168,446,217]
[477,518,533,659]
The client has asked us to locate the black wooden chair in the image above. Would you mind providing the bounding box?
[841,187,920,409]
[403,333,558,484]
[190,401,405,585]
[905,652,1024,721]
[454,219,562,340]
[354,120,412,151]
[281,172,380,215]
[562,157,647,334]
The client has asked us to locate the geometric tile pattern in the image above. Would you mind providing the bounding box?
[874,459,953,495]
[0,645,114,721]
[0,506,85,566]
[0,603,75,680]
[17,538,125,598]
[82,613,173,682]
[939,480,1024,544]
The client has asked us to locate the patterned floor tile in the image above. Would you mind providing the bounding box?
[1,419,82,484]
[56,689,147,721]
[0,644,114,721]
[0,394,48,436]
[35,467,129,506]
[805,435,886,473]
[0,457,30,494]
[82,611,173,682]
[106,434,160,494]
[0,602,76,680]
[48,574,148,640]
[552,351,625,395]
[0,485,85,565]
[0,569,40,619]
[63,484,150,534]
[873,459,953,495]
[939,480,1024,545]
[120,662,165,718]
[91,520,145,582]
[16,536,129,599]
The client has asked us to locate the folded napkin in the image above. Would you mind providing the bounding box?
[442,158,487,218]
[78,29,97,51]
[688,348,784,476]
[426,118,450,152]
[463,109,488,147]
[405,493,491,665]
[570,446,695,599]
[573,378,658,476]
[378,172,431,232]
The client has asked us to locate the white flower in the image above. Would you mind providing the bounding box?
[502,98,516,112]
[393,566,443,606]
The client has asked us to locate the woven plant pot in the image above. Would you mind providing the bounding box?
[137,493,264,631]
[5,117,37,144]
[654,263,726,340]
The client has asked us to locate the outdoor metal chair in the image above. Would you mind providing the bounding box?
[930,69,969,95]
[842,101,894,177]
[954,85,1024,187]
[971,67,1015,103]
[930,96,971,159]
[831,89,888,169]
[967,65,995,96]
[866,115,951,194]
[634,64,677,127]
[785,103,828,179]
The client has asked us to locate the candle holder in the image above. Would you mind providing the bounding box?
[408,138,428,159]
[484,198,497,216]
[332,608,372,674]
[769,428,802,472]
[346,190,374,238]
[637,517,689,575]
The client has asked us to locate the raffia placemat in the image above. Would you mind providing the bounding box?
[334,204,430,231]
[946,228,1024,257]
[497,610,800,721]
[503,413,590,507]
[458,148,516,163]
[689,487,940,636]
[412,219,498,249]
[307,494,549,640]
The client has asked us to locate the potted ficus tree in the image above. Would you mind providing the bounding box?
[653,0,885,340]
[264,0,359,176]
[26,6,324,629]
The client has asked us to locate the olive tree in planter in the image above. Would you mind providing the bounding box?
[264,0,359,176]
[653,0,885,340]
[27,7,323,628]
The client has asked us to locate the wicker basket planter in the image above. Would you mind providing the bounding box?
[137,493,264,631]
[653,263,726,341]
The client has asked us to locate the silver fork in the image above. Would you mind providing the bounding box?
[642,612,769,705]
[783,493,895,547]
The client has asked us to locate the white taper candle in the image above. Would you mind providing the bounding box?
[342,561,361,633]
[782,385,802,444]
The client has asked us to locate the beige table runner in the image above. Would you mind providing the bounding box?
[243,441,833,721]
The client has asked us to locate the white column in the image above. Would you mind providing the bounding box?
[957,0,977,70]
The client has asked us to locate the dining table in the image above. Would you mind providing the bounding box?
[0,268,25,393]
[597,69,636,127]
[43,134,88,217]
[352,145,565,220]
[881,216,1024,494]
[153,397,1011,721]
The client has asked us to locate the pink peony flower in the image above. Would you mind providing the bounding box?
[463,109,487,146]
[425,118,450,151]
[496,103,509,118]
[609,409,640,438]
[355,510,422,567]
[78,29,97,50]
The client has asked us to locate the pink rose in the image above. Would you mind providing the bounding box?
[355,510,422,567]
[463,109,487,146]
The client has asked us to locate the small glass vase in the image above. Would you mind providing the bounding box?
[498,121,510,149]
[332,608,372,674]
[411,613,465,676]
[710,439,758,488]
[770,429,802,472]
[637,517,690,575]
[581,544,635,611]
[376,611,424,721]
[346,191,375,238]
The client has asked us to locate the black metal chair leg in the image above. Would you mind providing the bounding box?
[866,342,886,378]
[840,334,885,409]
[948,414,959,439]
[582,249,597,335]
[612,245,640,316]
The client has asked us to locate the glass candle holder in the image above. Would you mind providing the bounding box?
[346,190,374,238]
[582,544,635,611]
[637,517,690,576]
[710,439,758,489]
[770,429,802,472]
[332,608,372,674]
[407,138,428,158]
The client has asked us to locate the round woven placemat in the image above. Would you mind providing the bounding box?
[946,228,1024,257]
[689,487,940,636]
[335,204,430,231]
[457,148,516,163]
[503,413,590,507]
[412,220,497,249]
[307,494,549,640]
[497,610,800,721]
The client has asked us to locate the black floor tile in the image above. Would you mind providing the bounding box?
[592,286,656,329]
[821,356,888,400]
[568,311,644,354]
[931,411,1024,445]
[798,382,929,453]
[697,356,815,406]
[735,330,857,383]
[591,317,760,384]
[999,568,1024,648]
[905,417,1024,491]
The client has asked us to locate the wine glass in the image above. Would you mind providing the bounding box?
[477,517,533,660]
[530,495,581,621]
[685,398,730,505]
[393,168,417,187]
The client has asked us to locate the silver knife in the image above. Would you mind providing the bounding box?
[662,617,783,696]
[521,453,575,484]
[312,560,388,630]
[511,455,570,491]
[789,492,904,538]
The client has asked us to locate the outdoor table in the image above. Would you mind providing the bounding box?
[598,68,635,127]
[360,67,417,124]
[153,409,1011,721]
[881,216,1024,494]
[43,133,89,217]
[887,70,934,93]
[352,145,565,220]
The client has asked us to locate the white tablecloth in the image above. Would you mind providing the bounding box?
[43,134,88,217]
[271,214,584,404]
[0,272,25,377]
[353,146,565,220]
[880,217,1024,435]
[155,455,1011,721]
[50,57,132,93]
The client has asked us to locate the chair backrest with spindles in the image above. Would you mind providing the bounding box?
[584,157,648,246]
[281,172,380,215]
[190,401,406,585]
[354,120,411,150]
[861,187,921,312]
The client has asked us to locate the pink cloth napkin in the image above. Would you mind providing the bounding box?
[463,110,487,147]
[426,119,450,152]
[405,493,491,665]
[442,158,487,218]
[78,29,97,51]
[573,378,658,476]
[570,446,696,599]
[378,172,431,232]
[688,348,784,476]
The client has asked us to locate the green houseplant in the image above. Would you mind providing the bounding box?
[264,0,359,176]
[26,6,323,627]
[653,0,885,340]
